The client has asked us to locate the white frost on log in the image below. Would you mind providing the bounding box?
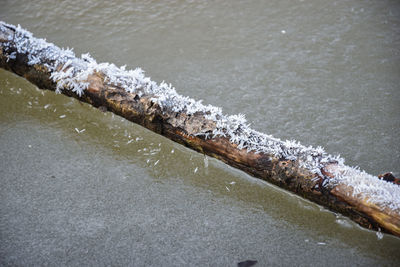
[1,21,399,212]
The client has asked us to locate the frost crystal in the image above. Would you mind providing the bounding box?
[2,21,399,212]
[329,166,400,211]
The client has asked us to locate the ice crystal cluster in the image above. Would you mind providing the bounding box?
[1,21,399,211]
[330,167,400,211]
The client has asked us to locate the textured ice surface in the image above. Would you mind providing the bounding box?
[0,119,395,266]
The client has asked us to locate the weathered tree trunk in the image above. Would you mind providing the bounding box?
[1,21,399,237]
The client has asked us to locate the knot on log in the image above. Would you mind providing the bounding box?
[378,173,400,185]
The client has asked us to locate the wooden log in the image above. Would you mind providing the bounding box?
[1,21,399,237]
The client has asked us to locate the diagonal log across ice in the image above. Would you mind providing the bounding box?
[1,21,399,237]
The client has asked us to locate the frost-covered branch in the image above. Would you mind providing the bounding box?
[1,21,399,237]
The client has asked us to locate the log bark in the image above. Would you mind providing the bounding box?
[1,21,399,237]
